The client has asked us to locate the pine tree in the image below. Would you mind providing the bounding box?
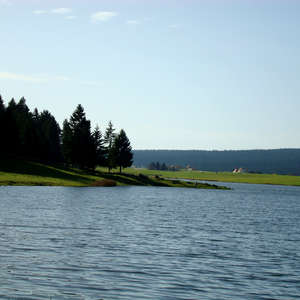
[155,162,161,170]
[70,104,87,168]
[5,98,18,154]
[104,121,115,148]
[31,108,42,159]
[32,108,39,121]
[112,129,133,173]
[0,95,4,115]
[39,110,62,162]
[14,97,33,156]
[104,121,116,172]
[69,104,85,131]
[77,117,93,169]
[148,162,156,170]
[91,125,105,168]
[161,162,168,170]
[62,104,94,169]
[0,95,5,154]
[62,119,73,166]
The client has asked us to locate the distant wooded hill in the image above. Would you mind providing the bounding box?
[133,149,300,175]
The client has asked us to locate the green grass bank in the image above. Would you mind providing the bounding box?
[0,158,228,189]
[120,168,300,186]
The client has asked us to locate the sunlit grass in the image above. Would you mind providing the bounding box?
[0,158,228,189]
[120,168,300,186]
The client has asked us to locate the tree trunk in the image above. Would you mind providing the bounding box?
[119,166,122,173]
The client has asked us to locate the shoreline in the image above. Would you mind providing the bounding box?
[0,158,229,190]
[122,168,300,187]
[165,176,300,188]
[0,177,229,190]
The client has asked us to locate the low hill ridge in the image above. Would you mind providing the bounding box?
[133,149,300,175]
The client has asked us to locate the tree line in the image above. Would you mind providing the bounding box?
[148,161,181,171]
[134,149,300,175]
[0,95,133,172]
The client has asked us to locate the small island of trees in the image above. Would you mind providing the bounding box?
[0,95,133,173]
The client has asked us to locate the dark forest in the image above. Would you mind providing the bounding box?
[0,95,133,172]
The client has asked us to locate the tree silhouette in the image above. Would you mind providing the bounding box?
[5,98,18,154]
[91,125,105,168]
[0,95,5,154]
[62,119,73,166]
[1,96,133,172]
[38,110,62,162]
[104,121,116,172]
[113,129,133,173]
[63,104,94,169]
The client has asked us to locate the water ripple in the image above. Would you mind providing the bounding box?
[0,185,300,299]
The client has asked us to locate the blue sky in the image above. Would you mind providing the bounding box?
[1,0,299,150]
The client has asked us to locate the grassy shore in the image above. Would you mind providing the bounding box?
[1,157,298,187]
[0,158,228,189]
[118,168,300,186]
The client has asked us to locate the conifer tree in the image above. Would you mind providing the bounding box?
[76,117,92,169]
[30,108,42,158]
[0,95,5,153]
[155,162,161,170]
[32,108,39,121]
[70,104,87,167]
[112,129,133,173]
[62,119,73,166]
[39,110,62,162]
[148,162,156,170]
[104,121,116,172]
[91,125,105,168]
[0,95,4,115]
[14,97,33,155]
[161,162,168,170]
[5,98,18,154]
[69,104,86,131]
[62,104,94,169]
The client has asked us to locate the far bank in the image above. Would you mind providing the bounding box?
[120,168,300,187]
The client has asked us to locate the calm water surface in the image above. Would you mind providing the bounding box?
[0,183,300,299]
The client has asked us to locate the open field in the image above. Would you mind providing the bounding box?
[117,168,300,186]
[0,158,227,189]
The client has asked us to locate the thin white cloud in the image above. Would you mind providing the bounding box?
[0,72,102,88]
[0,72,70,83]
[126,20,140,25]
[0,72,47,83]
[33,10,47,15]
[65,15,76,20]
[51,8,72,14]
[91,11,118,23]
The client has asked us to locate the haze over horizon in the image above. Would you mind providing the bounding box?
[1,0,299,150]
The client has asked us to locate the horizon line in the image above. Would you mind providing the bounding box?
[133,148,300,151]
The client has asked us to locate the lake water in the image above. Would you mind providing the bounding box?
[0,183,300,300]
